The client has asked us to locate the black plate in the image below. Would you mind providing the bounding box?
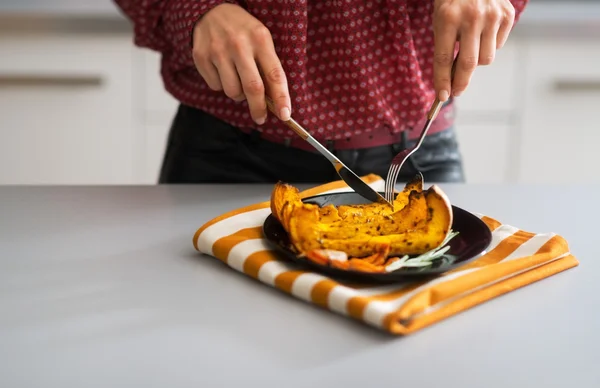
[262,191,493,283]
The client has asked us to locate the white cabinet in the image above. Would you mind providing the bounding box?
[454,123,513,184]
[134,50,178,183]
[141,50,179,118]
[453,40,519,117]
[452,40,519,184]
[0,33,136,184]
[518,39,600,183]
[140,123,170,183]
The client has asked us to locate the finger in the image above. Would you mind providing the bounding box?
[213,56,245,102]
[198,61,224,91]
[235,55,267,125]
[452,29,480,97]
[433,22,458,102]
[192,48,223,91]
[496,6,515,49]
[479,24,498,66]
[255,45,291,121]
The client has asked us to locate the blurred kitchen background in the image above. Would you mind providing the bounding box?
[1,0,599,185]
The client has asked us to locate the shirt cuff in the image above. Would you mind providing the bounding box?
[163,0,240,64]
[511,0,530,23]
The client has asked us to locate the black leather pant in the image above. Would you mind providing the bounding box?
[158,104,465,184]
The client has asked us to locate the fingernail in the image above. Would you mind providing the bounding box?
[256,116,266,125]
[439,90,450,102]
[280,107,291,121]
[453,90,462,97]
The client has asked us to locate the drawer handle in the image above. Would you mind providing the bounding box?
[0,74,103,87]
[553,79,600,92]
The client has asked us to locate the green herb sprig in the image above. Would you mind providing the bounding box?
[385,230,460,272]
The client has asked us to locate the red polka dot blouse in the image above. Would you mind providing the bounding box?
[114,0,528,142]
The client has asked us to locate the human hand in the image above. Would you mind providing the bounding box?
[433,0,516,101]
[192,4,291,124]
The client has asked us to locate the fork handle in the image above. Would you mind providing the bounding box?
[428,54,459,121]
[427,98,444,121]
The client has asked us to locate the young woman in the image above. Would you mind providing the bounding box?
[114,0,528,183]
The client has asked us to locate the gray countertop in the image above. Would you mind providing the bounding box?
[0,184,598,388]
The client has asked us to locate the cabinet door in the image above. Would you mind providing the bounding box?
[0,33,135,184]
[519,40,600,184]
[454,40,519,117]
[134,49,178,184]
[454,123,513,183]
[142,50,179,118]
[140,122,171,184]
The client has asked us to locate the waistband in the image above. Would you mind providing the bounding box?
[238,102,455,152]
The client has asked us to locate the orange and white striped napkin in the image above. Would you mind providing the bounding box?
[193,174,579,335]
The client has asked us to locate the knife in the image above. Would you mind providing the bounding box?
[265,97,392,207]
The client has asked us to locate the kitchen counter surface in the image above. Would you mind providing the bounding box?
[0,184,597,388]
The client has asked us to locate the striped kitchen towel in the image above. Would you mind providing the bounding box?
[193,174,579,335]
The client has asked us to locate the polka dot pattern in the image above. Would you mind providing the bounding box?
[116,0,528,141]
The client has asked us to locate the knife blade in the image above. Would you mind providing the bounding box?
[265,97,392,207]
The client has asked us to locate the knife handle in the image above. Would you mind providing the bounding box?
[264,96,345,167]
[265,97,309,140]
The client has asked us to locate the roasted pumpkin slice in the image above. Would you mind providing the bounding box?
[309,186,452,256]
[334,173,424,222]
[270,182,303,231]
[269,175,453,258]
[394,172,424,210]
[315,190,429,241]
[287,204,321,253]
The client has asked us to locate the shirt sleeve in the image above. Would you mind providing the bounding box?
[511,0,529,23]
[113,0,240,66]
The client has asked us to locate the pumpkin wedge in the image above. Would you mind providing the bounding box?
[269,174,453,258]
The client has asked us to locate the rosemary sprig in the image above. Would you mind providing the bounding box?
[385,230,460,272]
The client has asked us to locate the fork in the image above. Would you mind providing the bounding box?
[383,57,458,205]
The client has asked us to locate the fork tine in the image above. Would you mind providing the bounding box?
[390,163,404,201]
[391,165,400,201]
[386,146,416,203]
[386,166,395,200]
[385,163,400,203]
[384,167,391,199]
[389,165,398,201]
[384,164,395,201]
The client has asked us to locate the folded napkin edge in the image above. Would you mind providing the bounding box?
[385,254,579,335]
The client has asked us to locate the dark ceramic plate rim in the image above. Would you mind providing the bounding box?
[262,191,493,283]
